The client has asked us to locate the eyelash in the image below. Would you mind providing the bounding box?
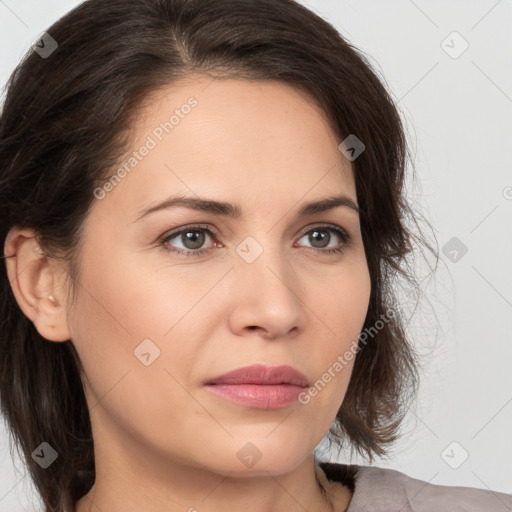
[159,223,352,258]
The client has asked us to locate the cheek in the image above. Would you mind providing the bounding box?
[293,261,370,413]
[70,241,212,342]
[315,259,371,341]
[66,244,214,404]
[66,256,206,451]
[325,264,370,369]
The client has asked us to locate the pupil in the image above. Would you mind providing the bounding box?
[310,230,329,248]
[184,231,204,249]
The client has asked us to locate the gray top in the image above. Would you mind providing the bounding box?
[316,462,512,512]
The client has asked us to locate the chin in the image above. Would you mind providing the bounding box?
[204,441,308,477]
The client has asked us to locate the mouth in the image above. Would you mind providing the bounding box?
[204,364,309,409]
[204,363,309,387]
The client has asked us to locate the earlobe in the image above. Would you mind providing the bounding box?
[3,226,72,343]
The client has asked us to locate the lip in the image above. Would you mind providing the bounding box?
[205,364,309,387]
[204,364,309,410]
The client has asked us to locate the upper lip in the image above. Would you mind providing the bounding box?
[205,364,309,387]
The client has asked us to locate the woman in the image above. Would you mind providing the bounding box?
[0,0,510,511]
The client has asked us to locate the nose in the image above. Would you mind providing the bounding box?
[226,242,307,341]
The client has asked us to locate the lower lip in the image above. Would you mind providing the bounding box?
[204,384,306,409]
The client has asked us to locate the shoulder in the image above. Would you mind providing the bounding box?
[318,461,512,512]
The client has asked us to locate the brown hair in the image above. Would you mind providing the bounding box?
[0,0,437,510]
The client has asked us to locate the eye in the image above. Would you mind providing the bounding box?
[295,224,351,255]
[160,224,218,257]
[159,223,351,257]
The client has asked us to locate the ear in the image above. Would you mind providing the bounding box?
[3,226,72,342]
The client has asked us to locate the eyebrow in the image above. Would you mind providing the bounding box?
[133,193,359,222]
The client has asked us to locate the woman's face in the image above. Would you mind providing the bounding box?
[62,76,371,476]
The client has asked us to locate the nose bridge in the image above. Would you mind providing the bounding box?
[236,232,293,292]
[229,232,305,334]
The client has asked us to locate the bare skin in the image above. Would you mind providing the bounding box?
[5,75,370,512]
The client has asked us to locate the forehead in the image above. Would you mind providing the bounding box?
[98,76,356,219]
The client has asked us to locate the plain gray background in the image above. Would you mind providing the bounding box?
[1,1,511,510]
